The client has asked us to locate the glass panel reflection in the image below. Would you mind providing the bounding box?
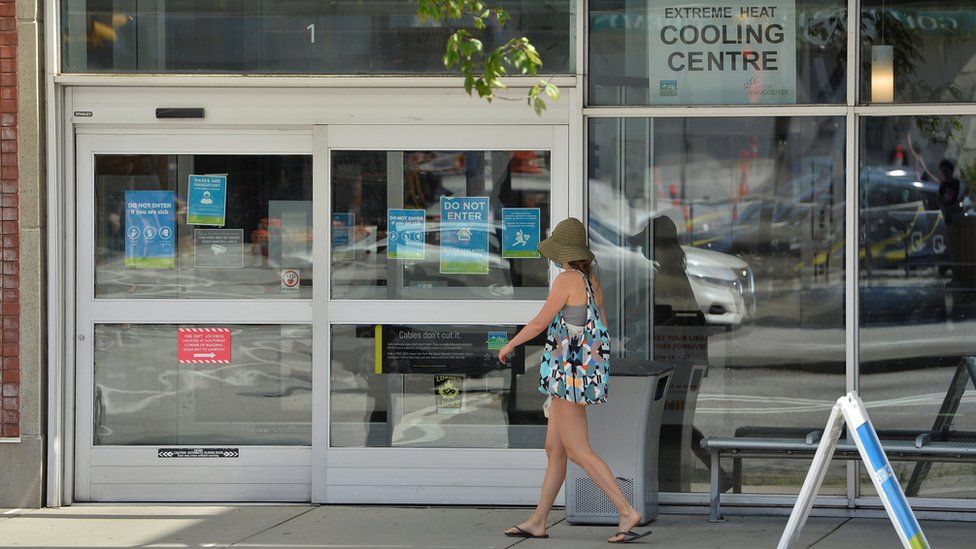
[330,151,551,300]
[62,0,572,74]
[861,1,976,104]
[94,324,312,445]
[95,154,313,299]
[859,115,976,499]
[330,324,546,448]
[589,116,847,494]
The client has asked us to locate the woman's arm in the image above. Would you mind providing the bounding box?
[498,273,571,364]
[592,275,609,321]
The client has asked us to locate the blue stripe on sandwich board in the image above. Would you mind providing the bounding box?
[855,422,922,543]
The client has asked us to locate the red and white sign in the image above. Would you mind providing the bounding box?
[281,269,300,293]
[178,328,232,364]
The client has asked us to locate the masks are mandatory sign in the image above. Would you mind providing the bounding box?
[186,175,228,226]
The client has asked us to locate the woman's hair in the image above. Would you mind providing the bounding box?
[567,259,594,278]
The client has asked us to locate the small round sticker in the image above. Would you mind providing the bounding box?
[281,269,300,292]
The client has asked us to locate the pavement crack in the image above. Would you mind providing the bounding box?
[227,506,318,547]
[806,517,852,548]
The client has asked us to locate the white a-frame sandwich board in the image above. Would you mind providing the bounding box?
[778,392,929,549]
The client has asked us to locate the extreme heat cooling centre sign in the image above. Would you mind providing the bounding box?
[650,1,796,104]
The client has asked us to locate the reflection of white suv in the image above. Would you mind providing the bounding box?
[684,246,755,326]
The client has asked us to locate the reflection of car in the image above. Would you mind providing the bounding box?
[588,213,756,327]
[685,246,756,325]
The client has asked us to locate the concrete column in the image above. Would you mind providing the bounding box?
[0,0,43,508]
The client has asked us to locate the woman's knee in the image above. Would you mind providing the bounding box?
[545,442,567,461]
[565,446,595,467]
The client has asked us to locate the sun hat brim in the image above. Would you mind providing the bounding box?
[537,237,596,263]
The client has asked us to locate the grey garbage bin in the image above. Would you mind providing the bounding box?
[564,359,674,525]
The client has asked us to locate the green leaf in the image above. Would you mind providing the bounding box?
[533,98,546,116]
[416,0,558,116]
[545,82,560,100]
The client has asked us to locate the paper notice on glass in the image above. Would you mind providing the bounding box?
[124,190,176,269]
[502,208,541,258]
[332,212,356,260]
[187,175,228,226]
[194,229,244,269]
[281,268,301,294]
[435,374,465,414]
[387,209,426,260]
[440,196,490,274]
[648,0,797,104]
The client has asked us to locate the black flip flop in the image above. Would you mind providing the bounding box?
[608,530,652,544]
[504,525,549,539]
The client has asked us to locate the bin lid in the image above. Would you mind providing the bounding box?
[610,357,676,377]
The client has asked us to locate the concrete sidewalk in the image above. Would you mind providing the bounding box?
[0,506,972,548]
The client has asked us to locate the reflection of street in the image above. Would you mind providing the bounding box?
[689,320,976,497]
[94,325,312,446]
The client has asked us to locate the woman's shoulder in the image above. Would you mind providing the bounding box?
[555,270,586,283]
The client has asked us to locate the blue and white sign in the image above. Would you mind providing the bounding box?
[502,208,541,259]
[440,196,490,275]
[125,190,176,269]
[388,209,426,260]
[187,175,227,226]
[332,212,355,260]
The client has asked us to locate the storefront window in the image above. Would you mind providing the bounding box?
[93,324,312,445]
[588,0,847,105]
[860,1,976,103]
[62,0,573,74]
[859,115,976,498]
[589,116,847,494]
[330,324,546,448]
[94,154,313,299]
[330,150,551,300]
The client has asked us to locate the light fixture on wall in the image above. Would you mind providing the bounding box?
[871,2,894,103]
[871,45,894,103]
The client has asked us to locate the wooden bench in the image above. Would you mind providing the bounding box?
[700,435,976,522]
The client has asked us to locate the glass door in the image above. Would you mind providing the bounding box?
[74,132,315,502]
[320,125,569,504]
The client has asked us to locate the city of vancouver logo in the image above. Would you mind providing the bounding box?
[659,80,678,96]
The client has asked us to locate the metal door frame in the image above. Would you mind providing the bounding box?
[316,124,570,504]
[73,130,315,502]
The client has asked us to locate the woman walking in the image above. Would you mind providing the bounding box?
[499,218,650,544]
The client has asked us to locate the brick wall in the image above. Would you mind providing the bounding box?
[0,0,17,440]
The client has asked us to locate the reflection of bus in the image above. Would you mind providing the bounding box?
[860,167,952,272]
[674,166,963,273]
[673,165,968,325]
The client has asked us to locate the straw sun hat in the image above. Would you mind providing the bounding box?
[537,217,596,263]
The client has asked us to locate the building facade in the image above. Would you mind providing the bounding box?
[0,0,43,508]
[1,0,975,516]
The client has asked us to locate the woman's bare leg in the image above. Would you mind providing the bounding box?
[504,412,567,537]
[550,397,643,543]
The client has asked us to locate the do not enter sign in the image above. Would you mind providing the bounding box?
[178,328,232,364]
